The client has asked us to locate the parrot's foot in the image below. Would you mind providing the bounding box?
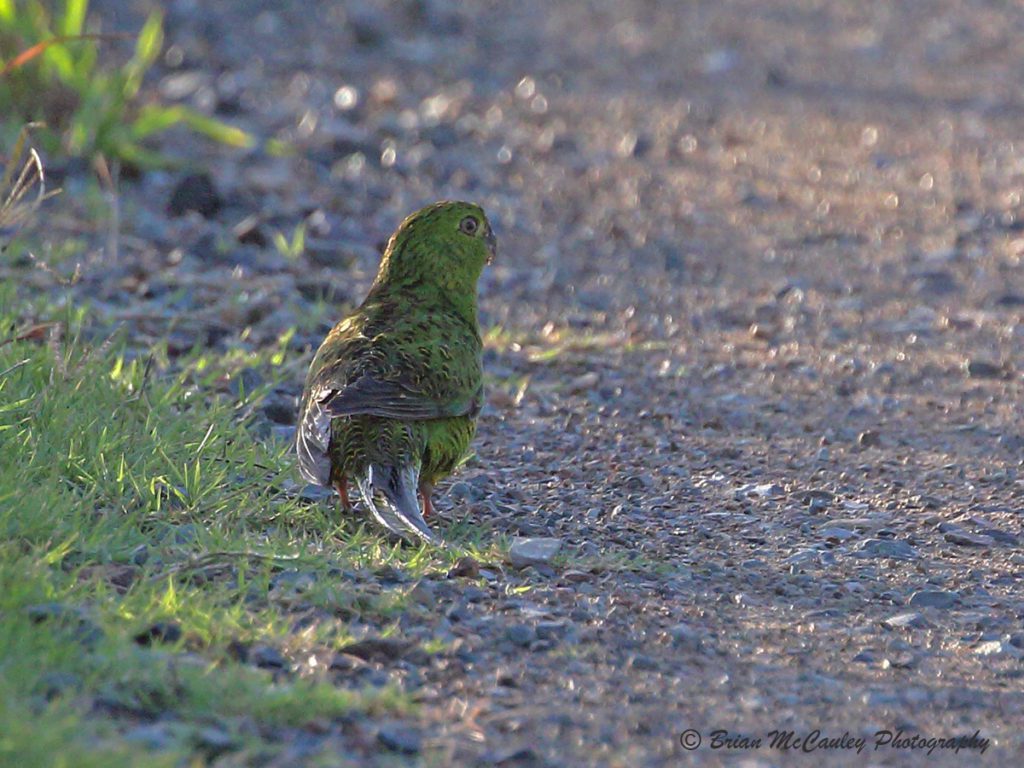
[335,479,351,511]
[419,482,434,518]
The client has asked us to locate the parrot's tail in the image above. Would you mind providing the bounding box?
[354,462,440,545]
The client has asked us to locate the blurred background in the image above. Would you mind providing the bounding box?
[5,0,1022,356]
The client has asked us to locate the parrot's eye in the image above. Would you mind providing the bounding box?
[459,216,479,235]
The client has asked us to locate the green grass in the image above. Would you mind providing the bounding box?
[0,283,504,765]
[0,0,253,166]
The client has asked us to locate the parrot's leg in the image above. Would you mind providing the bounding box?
[335,479,351,511]
[419,482,434,518]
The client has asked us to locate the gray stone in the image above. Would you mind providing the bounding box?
[966,359,1004,379]
[629,654,659,670]
[250,645,287,669]
[908,590,959,610]
[261,394,296,425]
[819,527,856,542]
[858,430,882,447]
[506,624,535,647]
[882,612,931,630]
[856,539,919,560]
[298,484,335,503]
[377,724,422,754]
[168,172,222,218]
[944,530,994,547]
[974,640,1020,657]
[536,621,571,640]
[508,537,563,568]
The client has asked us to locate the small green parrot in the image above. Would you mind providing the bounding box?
[296,201,495,543]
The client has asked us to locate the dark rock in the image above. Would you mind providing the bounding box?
[506,624,535,647]
[134,621,183,646]
[912,269,959,295]
[340,636,413,662]
[629,654,659,670]
[819,527,856,542]
[377,723,422,754]
[167,522,200,545]
[329,653,364,671]
[226,639,250,663]
[857,430,882,448]
[228,367,263,397]
[449,481,484,502]
[855,539,918,560]
[261,394,296,425]
[883,652,917,669]
[995,293,1024,307]
[298,484,335,503]
[168,173,222,218]
[668,622,704,651]
[373,565,407,584]
[486,746,540,766]
[944,530,994,547]
[908,590,958,610]
[447,556,480,579]
[536,621,571,641]
[250,645,287,669]
[106,564,140,592]
[130,544,149,566]
[965,359,1004,379]
[423,124,459,149]
[233,215,268,246]
[350,11,387,46]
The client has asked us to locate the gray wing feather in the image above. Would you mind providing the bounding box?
[295,386,334,486]
[323,375,480,420]
[296,365,481,492]
[355,462,440,544]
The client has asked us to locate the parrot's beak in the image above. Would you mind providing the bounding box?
[484,227,497,264]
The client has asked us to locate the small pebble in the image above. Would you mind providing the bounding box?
[908,590,958,610]
[506,624,535,647]
[856,539,919,560]
[377,724,422,754]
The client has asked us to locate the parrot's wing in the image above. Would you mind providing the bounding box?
[296,388,334,486]
[295,373,482,488]
[322,375,482,420]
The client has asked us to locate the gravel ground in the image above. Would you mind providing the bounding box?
[24,0,1024,764]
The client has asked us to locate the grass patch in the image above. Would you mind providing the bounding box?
[0,280,499,763]
[0,1,253,165]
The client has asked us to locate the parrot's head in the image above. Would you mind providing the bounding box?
[375,200,496,294]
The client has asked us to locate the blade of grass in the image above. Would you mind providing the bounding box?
[123,10,162,98]
[131,104,255,149]
[0,33,128,78]
[60,0,88,37]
